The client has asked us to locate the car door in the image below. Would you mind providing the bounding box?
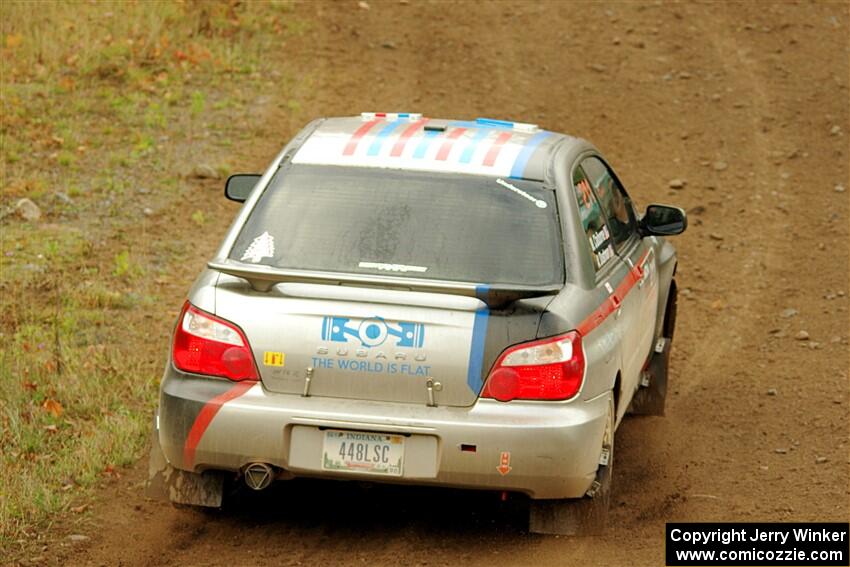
[580,156,659,396]
[571,163,636,419]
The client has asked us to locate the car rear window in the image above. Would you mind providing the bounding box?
[229,165,564,287]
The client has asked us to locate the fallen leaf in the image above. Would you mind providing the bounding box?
[22,381,38,391]
[58,77,75,92]
[70,504,89,513]
[5,33,23,49]
[42,398,64,418]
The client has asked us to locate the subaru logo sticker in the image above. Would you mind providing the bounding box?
[321,316,425,348]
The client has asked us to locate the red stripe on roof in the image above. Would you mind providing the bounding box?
[482,131,513,166]
[183,380,255,469]
[576,250,650,337]
[343,120,381,156]
[390,119,429,157]
[435,127,467,161]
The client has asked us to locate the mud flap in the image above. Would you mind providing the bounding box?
[528,463,611,536]
[529,397,613,536]
[145,417,224,508]
[629,337,671,416]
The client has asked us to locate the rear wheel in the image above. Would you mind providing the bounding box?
[528,396,614,535]
[630,283,677,416]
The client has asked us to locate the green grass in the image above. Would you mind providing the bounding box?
[0,0,303,550]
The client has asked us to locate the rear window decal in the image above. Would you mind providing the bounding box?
[576,179,594,209]
[495,178,547,208]
[358,261,428,273]
[589,225,611,251]
[241,231,275,263]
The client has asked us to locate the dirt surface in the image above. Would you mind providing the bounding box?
[28,1,849,565]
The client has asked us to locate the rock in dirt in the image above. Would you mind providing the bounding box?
[835,184,846,193]
[713,161,728,171]
[795,330,810,341]
[780,308,798,318]
[68,534,89,543]
[15,198,42,221]
[192,164,220,179]
[54,191,73,204]
[668,178,686,189]
[767,388,778,396]
[815,457,828,464]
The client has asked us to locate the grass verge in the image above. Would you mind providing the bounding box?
[1,0,307,551]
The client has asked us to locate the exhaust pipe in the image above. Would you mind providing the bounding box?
[243,462,274,491]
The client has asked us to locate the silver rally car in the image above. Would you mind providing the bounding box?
[147,113,686,534]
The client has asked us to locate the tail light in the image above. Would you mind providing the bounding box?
[480,331,585,402]
[172,301,258,381]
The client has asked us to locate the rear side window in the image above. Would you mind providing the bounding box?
[580,156,636,250]
[572,166,615,271]
[230,165,565,287]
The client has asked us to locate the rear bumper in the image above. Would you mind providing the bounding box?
[157,368,611,499]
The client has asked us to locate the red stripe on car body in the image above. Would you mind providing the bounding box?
[183,380,255,469]
[390,119,429,157]
[482,131,513,166]
[343,120,381,156]
[435,127,467,161]
[576,250,650,337]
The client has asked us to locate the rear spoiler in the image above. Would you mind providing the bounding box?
[207,260,561,308]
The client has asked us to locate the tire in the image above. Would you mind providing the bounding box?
[630,285,676,416]
[528,396,614,535]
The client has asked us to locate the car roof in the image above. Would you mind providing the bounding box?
[290,114,575,181]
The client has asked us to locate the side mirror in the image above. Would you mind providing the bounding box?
[225,174,262,203]
[640,204,687,236]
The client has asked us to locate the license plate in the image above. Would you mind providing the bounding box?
[321,429,404,476]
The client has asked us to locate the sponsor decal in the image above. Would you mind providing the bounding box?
[241,231,275,263]
[495,178,548,209]
[497,451,512,475]
[321,316,424,348]
[263,351,285,367]
[316,316,429,376]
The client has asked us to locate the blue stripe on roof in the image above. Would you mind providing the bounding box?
[459,129,490,164]
[412,129,440,159]
[476,117,514,128]
[449,120,513,131]
[509,131,551,179]
[367,122,404,156]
